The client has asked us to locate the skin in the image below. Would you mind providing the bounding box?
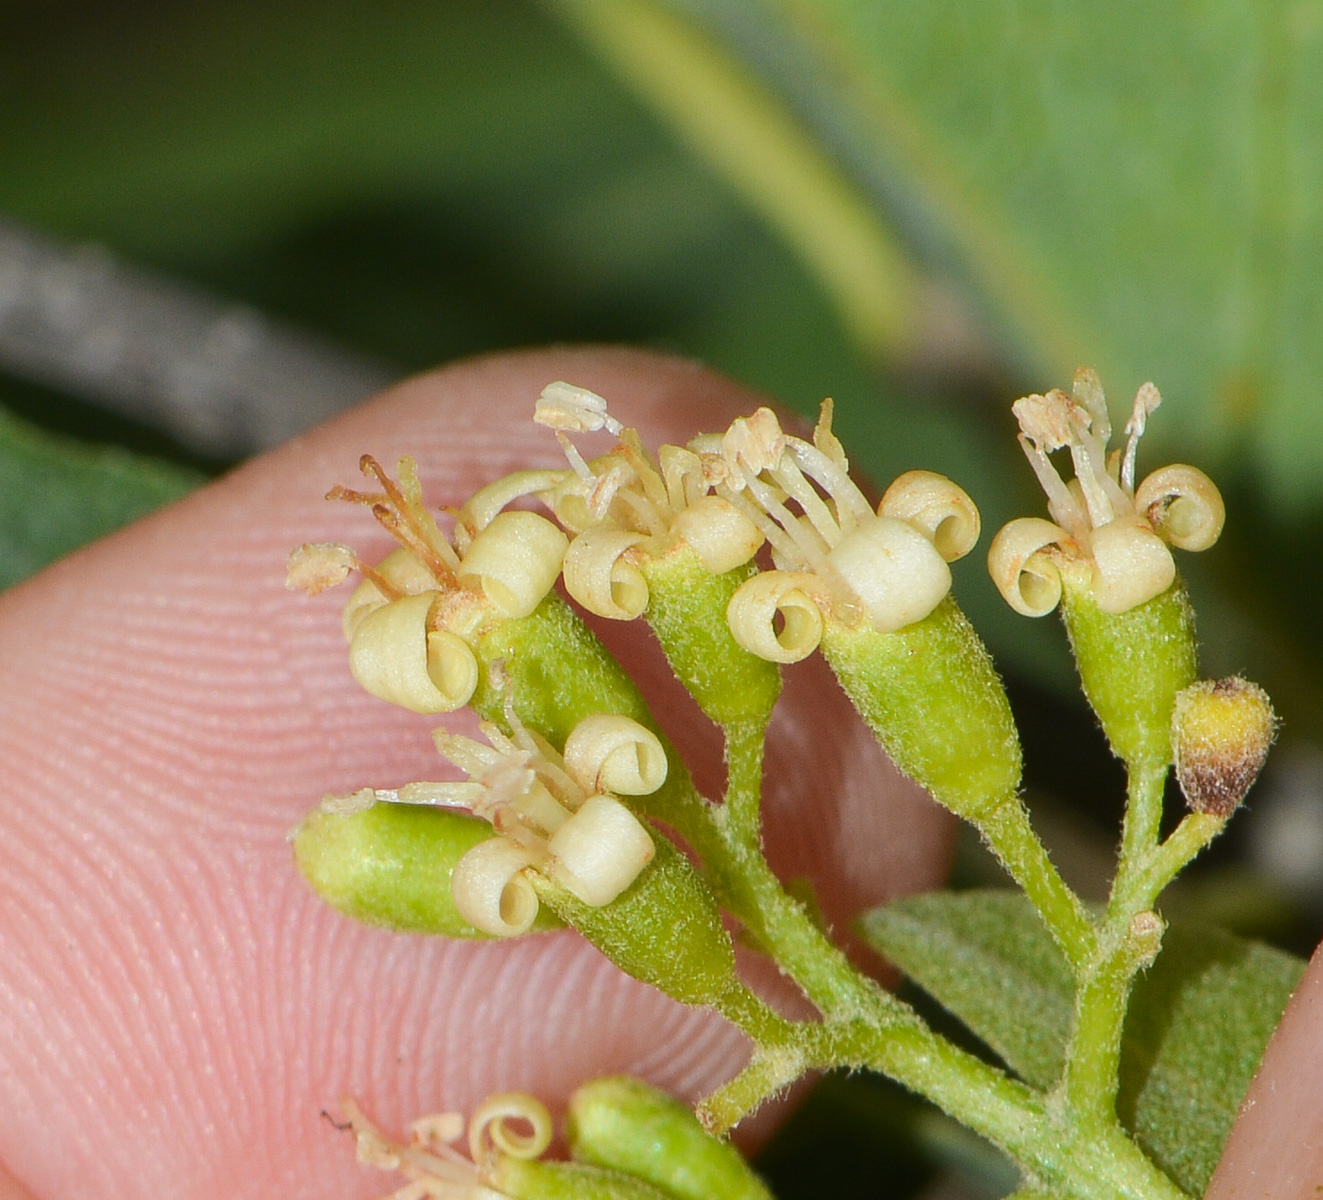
[0,344,1315,1198]
[0,347,951,1200]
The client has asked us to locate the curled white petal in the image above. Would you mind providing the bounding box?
[825,516,952,633]
[671,494,765,574]
[450,838,541,937]
[425,629,482,712]
[460,469,569,534]
[1088,520,1176,614]
[562,527,650,619]
[342,547,439,640]
[547,794,655,907]
[1135,464,1225,552]
[349,593,477,713]
[468,1093,554,1163]
[458,510,569,619]
[726,570,824,662]
[562,714,668,796]
[987,517,1068,617]
[878,470,981,562]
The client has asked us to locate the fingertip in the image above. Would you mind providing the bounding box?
[1205,941,1323,1197]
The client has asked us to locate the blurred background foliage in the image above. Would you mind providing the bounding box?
[4,1,1323,1194]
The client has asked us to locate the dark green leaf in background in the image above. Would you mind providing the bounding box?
[0,404,199,589]
[641,0,1323,512]
[859,890,1305,1195]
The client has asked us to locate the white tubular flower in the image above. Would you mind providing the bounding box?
[532,382,766,618]
[340,1093,552,1200]
[716,400,975,652]
[357,711,661,937]
[988,370,1225,617]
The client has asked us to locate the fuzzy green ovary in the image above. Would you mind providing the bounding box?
[820,597,1022,819]
[641,549,781,730]
[568,1076,773,1200]
[1060,576,1197,769]
[466,592,709,843]
[293,802,562,938]
[494,1157,675,1200]
[469,593,653,746]
[532,834,740,1008]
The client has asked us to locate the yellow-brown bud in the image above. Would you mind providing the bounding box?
[1172,677,1276,818]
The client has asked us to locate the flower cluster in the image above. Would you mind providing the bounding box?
[987,369,1224,617]
[288,369,1228,937]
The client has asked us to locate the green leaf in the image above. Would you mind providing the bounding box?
[859,891,1073,1091]
[858,890,1305,1194]
[0,406,199,590]
[569,0,1323,509]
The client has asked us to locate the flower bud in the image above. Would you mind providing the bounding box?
[1172,678,1276,818]
[567,1077,773,1200]
[292,802,561,938]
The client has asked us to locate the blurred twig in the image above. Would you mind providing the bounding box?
[0,218,395,458]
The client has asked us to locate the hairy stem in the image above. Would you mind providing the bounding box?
[978,795,1096,970]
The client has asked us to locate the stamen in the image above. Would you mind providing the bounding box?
[1061,403,1120,530]
[1121,382,1161,493]
[722,408,787,478]
[740,469,831,571]
[1071,367,1111,446]
[768,458,844,548]
[784,437,873,529]
[398,458,462,571]
[811,397,849,468]
[1013,395,1088,536]
[617,428,672,513]
[554,430,596,482]
[716,483,811,571]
